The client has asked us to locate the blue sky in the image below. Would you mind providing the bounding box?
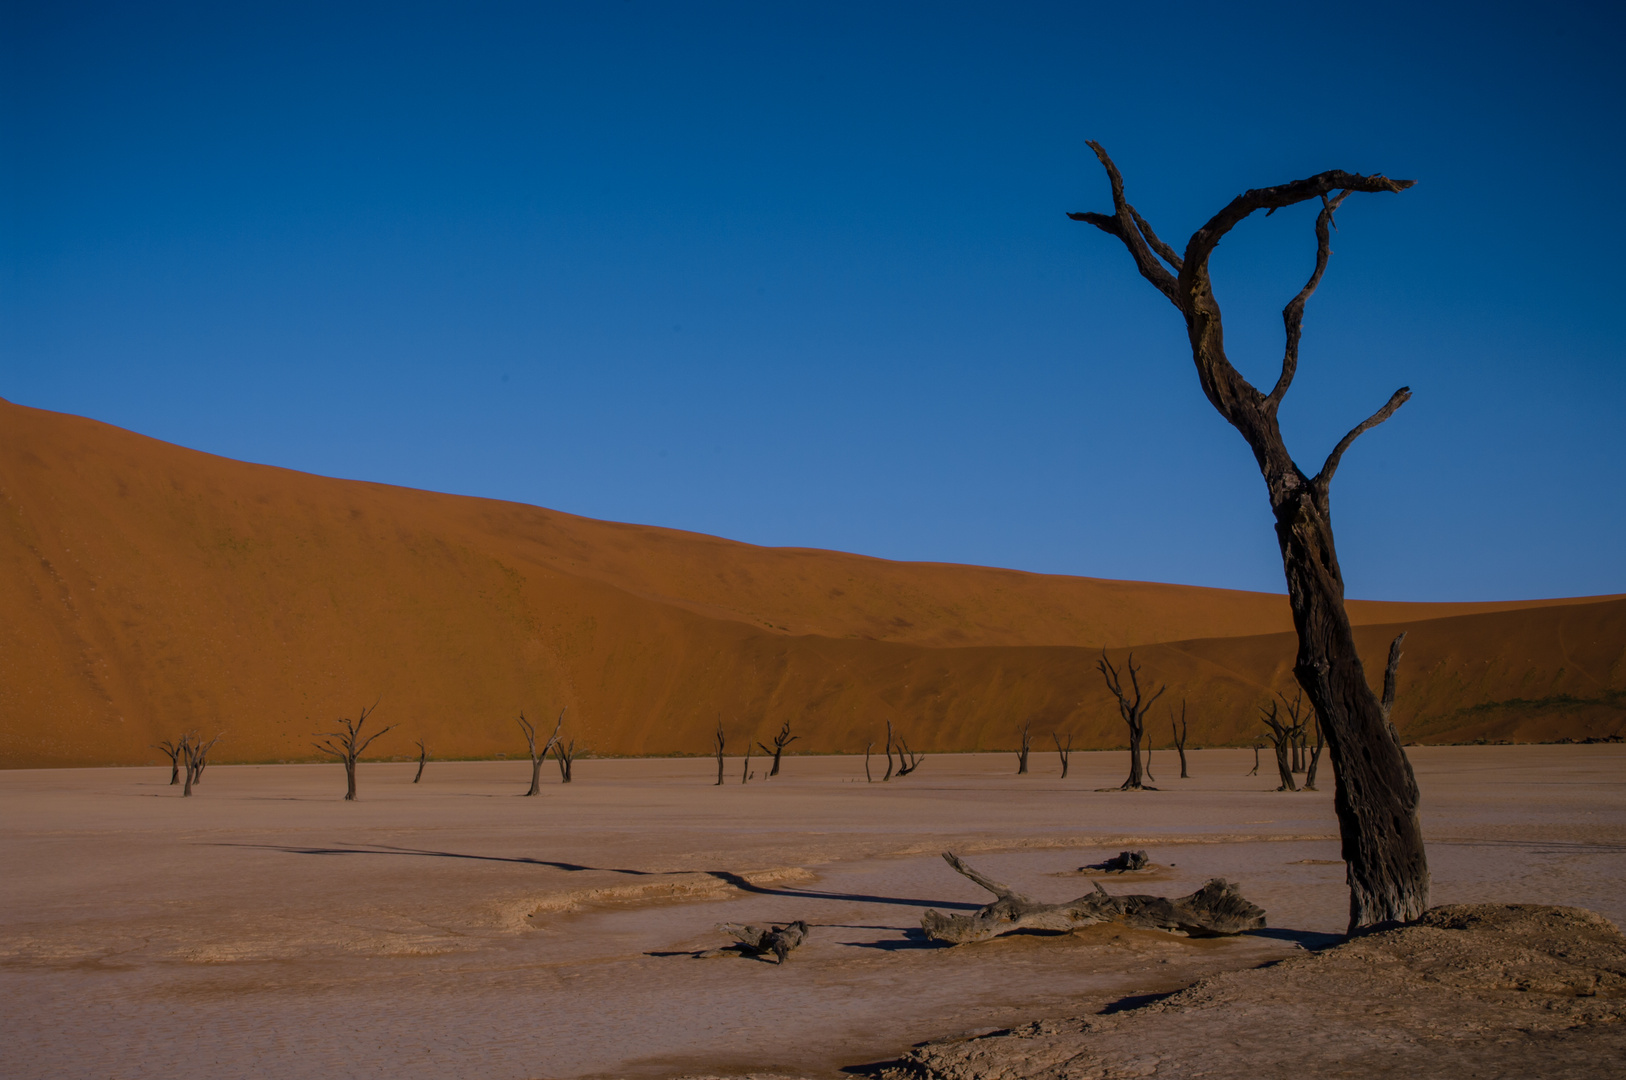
[3,1,1622,601]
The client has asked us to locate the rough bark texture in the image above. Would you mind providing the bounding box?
[920,852,1265,945]
[1071,144,1428,930]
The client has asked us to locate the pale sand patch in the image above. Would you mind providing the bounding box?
[1,745,1622,1079]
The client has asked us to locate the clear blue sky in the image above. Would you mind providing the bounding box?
[3,1,1622,601]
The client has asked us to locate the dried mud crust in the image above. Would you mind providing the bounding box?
[874,904,1626,1080]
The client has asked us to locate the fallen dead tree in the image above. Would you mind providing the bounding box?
[920,852,1264,945]
[707,920,810,963]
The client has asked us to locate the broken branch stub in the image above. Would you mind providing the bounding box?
[920,852,1264,945]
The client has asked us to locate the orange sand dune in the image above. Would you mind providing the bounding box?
[2,397,1621,768]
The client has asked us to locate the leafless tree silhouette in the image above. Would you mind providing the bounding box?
[1071,143,1428,929]
[1016,722,1032,775]
[1053,732,1072,779]
[517,710,562,797]
[1259,690,1311,792]
[413,739,427,783]
[713,722,726,786]
[1097,651,1165,790]
[554,735,577,783]
[313,703,395,801]
[154,739,182,785]
[757,719,798,777]
[1170,701,1190,778]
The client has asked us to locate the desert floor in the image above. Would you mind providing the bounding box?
[2,746,1622,1080]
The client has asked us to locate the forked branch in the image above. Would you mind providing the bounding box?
[1314,387,1412,493]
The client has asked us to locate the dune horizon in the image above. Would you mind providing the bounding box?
[2,396,1622,770]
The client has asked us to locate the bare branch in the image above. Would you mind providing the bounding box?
[1067,142,1180,303]
[1381,631,1407,723]
[1266,191,1351,410]
[1314,387,1412,492]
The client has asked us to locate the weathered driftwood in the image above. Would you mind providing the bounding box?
[713,920,809,963]
[1086,850,1149,872]
[921,852,1264,945]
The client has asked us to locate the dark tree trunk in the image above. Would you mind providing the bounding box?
[313,703,393,803]
[714,723,725,786]
[864,741,873,783]
[1016,722,1031,774]
[343,759,357,801]
[1053,732,1072,779]
[1171,701,1190,778]
[1070,145,1428,930]
[1098,651,1162,790]
[883,720,896,781]
[1304,716,1325,791]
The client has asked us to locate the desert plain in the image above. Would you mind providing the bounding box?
[3,744,1623,1079]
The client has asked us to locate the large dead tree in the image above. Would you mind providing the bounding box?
[313,703,395,801]
[757,719,798,777]
[1071,144,1428,930]
[921,852,1264,944]
[1097,651,1164,790]
[517,710,562,797]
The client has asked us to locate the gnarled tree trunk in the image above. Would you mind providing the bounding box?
[1070,144,1428,930]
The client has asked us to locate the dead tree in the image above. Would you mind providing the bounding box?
[413,739,427,783]
[1097,651,1165,790]
[554,737,577,783]
[714,921,809,963]
[1016,722,1032,774]
[1259,690,1310,792]
[921,852,1264,944]
[864,741,874,782]
[191,732,221,784]
[713,722,726,786]
[883,720,897,781]
[1071,144,1429,929]
[757,719,798,777]
[313,703,396,801]
[154,739,182,785]
[1303,712,1326,791]
[890,724,925,777]
[1170,701,1190,778]
[517,709,562,797]
[1143,739,1155,783]
[740,737,752,784]
[178,733,199,797]
[1053,732,1072,779]
[1248,741,1262,776]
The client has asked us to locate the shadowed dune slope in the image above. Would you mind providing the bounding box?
[2,397,1622,767]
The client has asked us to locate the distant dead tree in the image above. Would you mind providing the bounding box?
[884,720,924,778]
[1016,722,1032,775]
[313,703,395,801]
[1248,741,1262,776]
[554,735,577,783]
[713,722,726,786]
[740,735,752,784]
[191,732,222,784]
[154,739,182,785]
[1259,690,1311,792]
[1143,739,1155,783]
[1053,732,1072,779]
[1071,143,1429,928]
[1097,651,1165,790]
[413,739,428,783]
[1303,711,1326,791]
[757,719,798,778]
[864,740,874,783]
[1170,701,1190,778]
[517,710,563,797]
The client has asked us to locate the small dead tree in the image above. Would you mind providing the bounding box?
[894,737,924,776]
[1053,732,1072,779]
[191,732,221,784]
[554,736,577,783]
[1303,712,1326,791]
[1259,690,1310,792]
[1071,142,1428,929]
[864,741,874,783]
[313,703,396,801]
[883,720,897,781]
[1170,701,1190,778]
[178,733,200,797]
[741,736,752,784]
[518,709,563,797]
[757,719,798,777]
[413,739,428,783]
[1016,722,1032,774]
[154,739,182,785]
[1097,651,1165,790]
[713,722,726,786]
[1248,741,1262,776]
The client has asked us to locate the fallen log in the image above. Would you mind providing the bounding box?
[1085,850,1150,872]
[713,920,809,963]
[920,852,1265,945]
